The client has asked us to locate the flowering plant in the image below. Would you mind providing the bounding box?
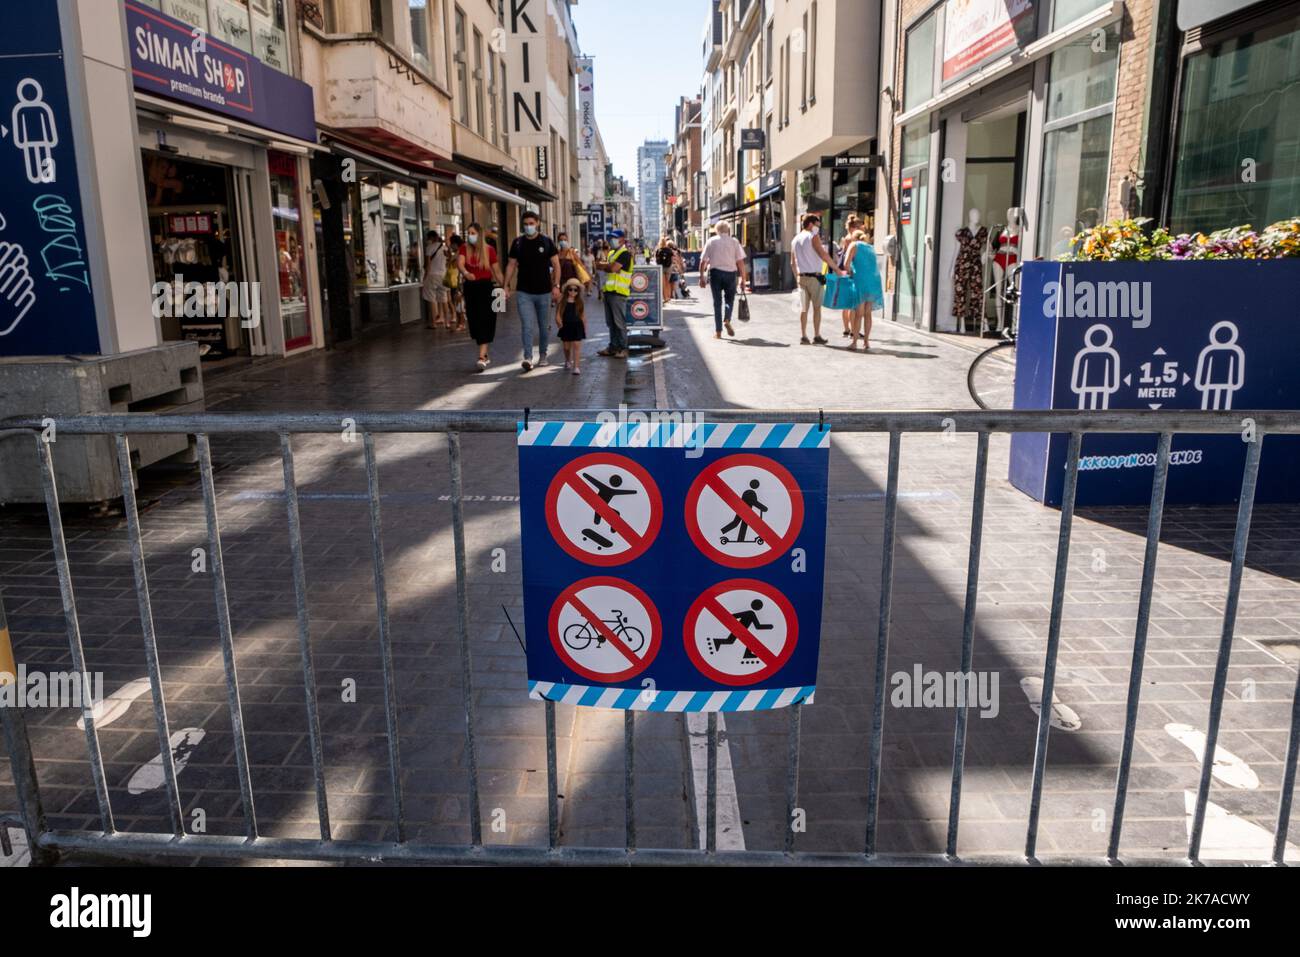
[1063,217,1300,261]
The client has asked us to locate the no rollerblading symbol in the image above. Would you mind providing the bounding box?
[686,453,804,568]
[684,580,798,686]
[546,453,662,566]
[549,577,662,683]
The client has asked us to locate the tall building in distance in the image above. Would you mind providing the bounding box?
[637,140,670,245]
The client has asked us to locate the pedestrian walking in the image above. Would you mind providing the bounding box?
[699,221,748,339]
[505,210,560,372]
[457,223,504,372]
[448,233,466,331]
[422,229,451,329]
[791,213,845,345]
[555,277,587,375]
[839,214,863,338]
[843,229,884,351]
[594,228,633,358]
[654,237,675,302]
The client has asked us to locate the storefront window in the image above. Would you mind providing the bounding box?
[901,122,929,168]
[1052,0,1108,29]
[904,13,937,112]
[268,150,312,350]
[352,174,424,287]
[1036,25,1119,257]
[1170,14,1300,234]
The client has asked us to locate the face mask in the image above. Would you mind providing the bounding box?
[524,224,538,237]
[810,226,820,236]
[467,234,479,245]
[559,240,570,250]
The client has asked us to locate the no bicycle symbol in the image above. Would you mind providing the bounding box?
[684,579,797,686]
[686,453,804,568]
[546,452,663,566]
[549,577,662,682]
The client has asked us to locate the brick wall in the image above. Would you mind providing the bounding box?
[1107,0,1155,219]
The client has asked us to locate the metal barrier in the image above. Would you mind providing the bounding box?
[1,408,1298,866]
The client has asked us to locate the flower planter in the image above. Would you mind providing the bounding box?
[1009,260,1300,507]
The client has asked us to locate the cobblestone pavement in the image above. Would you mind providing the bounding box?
[1,286,1297,863]
[660,285,1299,859]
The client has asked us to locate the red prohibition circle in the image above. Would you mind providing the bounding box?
[545,452,663,566]
[550,576,662,683]
[683,578,798,687]
[684,453,805,568]
[630,273,651,293]
[629,301,651,320]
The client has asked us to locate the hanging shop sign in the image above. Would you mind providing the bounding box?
[576,56,597,160]
[504,0,550,147]
[519,421,830,711]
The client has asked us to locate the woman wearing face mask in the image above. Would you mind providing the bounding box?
[457,222,505,371]
[555,232,592,292]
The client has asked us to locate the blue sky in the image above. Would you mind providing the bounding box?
[573,0,706,187]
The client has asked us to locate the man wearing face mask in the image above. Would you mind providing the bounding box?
[791,213,845,345]
[506,210,561,372]
[594,229,633,358]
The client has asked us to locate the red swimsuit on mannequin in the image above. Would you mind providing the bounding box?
[993,231,1020,271]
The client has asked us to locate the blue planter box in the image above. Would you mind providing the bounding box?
[1009,260,1300,507]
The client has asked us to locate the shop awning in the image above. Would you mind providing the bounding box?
[709,189,779,223]
[322,134,450,184]
[452,153,558,203]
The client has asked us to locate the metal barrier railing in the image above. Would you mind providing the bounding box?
[1,409,1298,866]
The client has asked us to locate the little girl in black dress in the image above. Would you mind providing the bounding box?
[556,278,586,375]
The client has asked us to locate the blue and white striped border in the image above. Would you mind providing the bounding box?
[517,421,830,449]
[528,680,815,712]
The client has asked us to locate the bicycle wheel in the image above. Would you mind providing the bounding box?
[563,623,593,651]
[620,626,645,655]
[967,340,1017,410]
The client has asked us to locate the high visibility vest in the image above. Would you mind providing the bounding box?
[603,247,632,296]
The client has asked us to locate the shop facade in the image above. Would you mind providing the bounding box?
[127,0,323,367]
[885,0,1133,334]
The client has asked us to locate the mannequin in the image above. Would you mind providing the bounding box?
[951,208,989,334]
[992,208,1022,331]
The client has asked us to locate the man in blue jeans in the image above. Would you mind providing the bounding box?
[698,221,749,339]
[505,210,561,372]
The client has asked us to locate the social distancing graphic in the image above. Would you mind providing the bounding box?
[684,580,797,686]
[545,452,662,565]
[686,454,804,568]
[549,577,661,683]
[520,422,829,712]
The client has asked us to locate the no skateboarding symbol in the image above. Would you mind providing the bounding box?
[549,577,662,682]
[684,580,797,686]
[686,453,804,568]
[546,452,663,566]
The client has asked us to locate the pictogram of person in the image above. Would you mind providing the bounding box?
[1194,321,1245,410]
[706,599,773,662]
[582,471,636,526]
[720,478,768,543]
[1070,324,1121,410]
[12,78,58,185]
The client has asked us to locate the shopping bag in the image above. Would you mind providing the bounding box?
[822,274,854,310]
[737,291,751,322]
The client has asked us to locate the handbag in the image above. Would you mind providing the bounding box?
[736,289,751,322]
[443,263,460,290]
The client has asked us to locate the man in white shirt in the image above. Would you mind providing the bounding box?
[699,221,748,339]
[791,213,844,344]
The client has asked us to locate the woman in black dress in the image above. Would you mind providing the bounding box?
[456,223,505,371]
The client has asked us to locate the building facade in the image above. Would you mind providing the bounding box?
[638,140,670,246]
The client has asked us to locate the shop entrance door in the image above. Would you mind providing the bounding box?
[896,166,927,326]
[232,169,268,356]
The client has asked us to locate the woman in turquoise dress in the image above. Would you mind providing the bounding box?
[842,230,884,351]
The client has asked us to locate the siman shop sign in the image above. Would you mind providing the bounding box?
[125,1,315,142]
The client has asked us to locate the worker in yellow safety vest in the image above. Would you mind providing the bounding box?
[595,229,633,357]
